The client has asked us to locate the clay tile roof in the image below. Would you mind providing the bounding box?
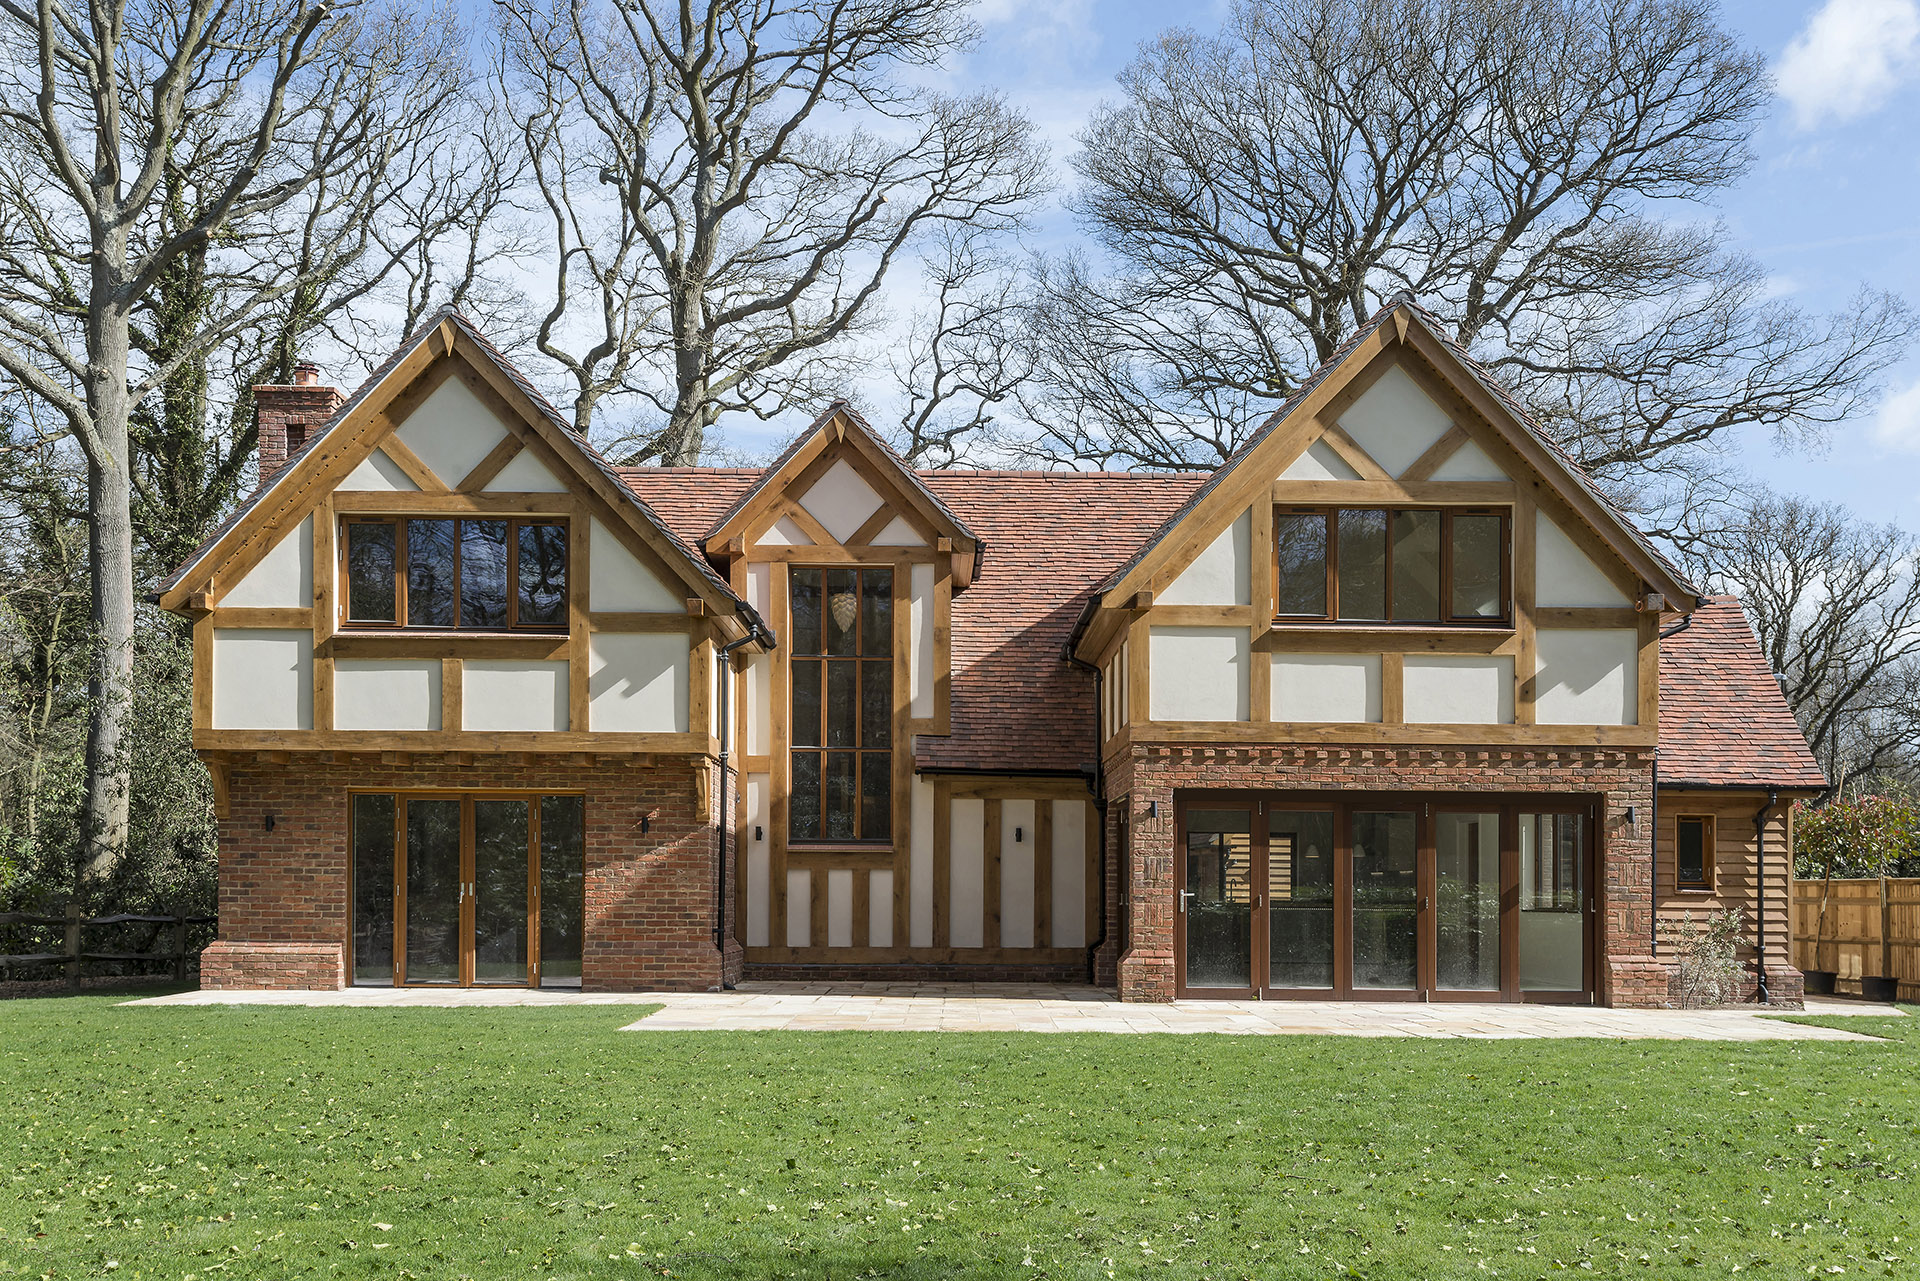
[915,470,1208,774]
[619,467,762,544]
[1658,595,1826,792]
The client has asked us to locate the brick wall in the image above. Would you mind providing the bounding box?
[1098,742,1671,1007]
[209,755,736,992]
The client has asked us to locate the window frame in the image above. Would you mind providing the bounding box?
[787,564,894,847]
[1674,813,1716,893]
[339,514,570,632]
[1272,504,1513,627]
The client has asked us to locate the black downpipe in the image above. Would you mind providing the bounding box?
[1064,651,1109,987]
[1753,787,1780,1004]
[713,608,773,984]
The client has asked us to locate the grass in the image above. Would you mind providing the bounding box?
[1,998,1917,1280]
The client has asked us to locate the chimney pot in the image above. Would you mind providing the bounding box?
[293,362,321,387]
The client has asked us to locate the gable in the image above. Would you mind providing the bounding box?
[1092,300,1697,622]
[159,313,749,626]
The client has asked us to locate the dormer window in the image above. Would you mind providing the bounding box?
[1274,506,1510,625]
[342,516,568,630]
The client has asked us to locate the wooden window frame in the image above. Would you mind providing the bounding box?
[1272,505,1512,627]
[1674,813,1716,893]
[788,564,894,848]
[339,515,569,633]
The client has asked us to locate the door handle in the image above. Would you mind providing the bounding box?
[1178,890,1194,914]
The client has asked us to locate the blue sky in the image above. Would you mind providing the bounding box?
[933,0,1920,532]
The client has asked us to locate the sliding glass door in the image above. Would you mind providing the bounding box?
[1175,794,1592,1001]
[350,792,585,988]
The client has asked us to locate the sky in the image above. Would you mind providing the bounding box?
[916,0,1920,534]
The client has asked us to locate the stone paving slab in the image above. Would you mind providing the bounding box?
[124,982,1902,1040]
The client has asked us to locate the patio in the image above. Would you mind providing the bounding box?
[128,981,1901,1040]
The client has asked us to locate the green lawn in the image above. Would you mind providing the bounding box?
[1,997,1916,1279]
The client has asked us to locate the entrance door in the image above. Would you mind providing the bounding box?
[351,791,584,988]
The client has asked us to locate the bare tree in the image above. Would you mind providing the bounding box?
[881,226,1034,467]
[1680,488,1920,795]
[0,0,474,879]
[1017,0,1914,484]
[495,0,1050,463]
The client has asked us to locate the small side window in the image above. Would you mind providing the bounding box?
[1676,816,1714,891]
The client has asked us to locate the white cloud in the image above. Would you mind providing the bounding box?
[1871,377,1920,451]
[1777,0,1920,129]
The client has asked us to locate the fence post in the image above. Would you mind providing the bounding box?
[172,909,189,984]
[64,902,82,990]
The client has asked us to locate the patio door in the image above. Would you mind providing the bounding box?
[351,791,585,988]
[1174,795,1595,1001]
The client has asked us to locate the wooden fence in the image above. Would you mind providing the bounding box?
[0,906,215,988]
[1792,878,1920,1000]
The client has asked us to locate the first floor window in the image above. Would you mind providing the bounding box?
[1676,815,1714,891]
[789,565,892,842]
[1274,506,1509,625]
[343,516,567,630]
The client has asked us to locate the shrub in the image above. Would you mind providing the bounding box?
[1662,908,1746,1008]
[1793,793,1920,880]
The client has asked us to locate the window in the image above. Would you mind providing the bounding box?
[1273,507,1509,624]
[1676,815,1715,891]
[789,566,892,843]
[342,517,567,630]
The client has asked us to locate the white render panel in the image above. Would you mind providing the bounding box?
[870,515,926,546]
[1161,508,1252,606]
[1272,653,1382,723]
[1428,438,1508,481]
[1535,513,1632,607]
[392,375,509,487]
[910,562,935,718]
[744,565,772,754]
[482,448,568,492]
[1535,628,1638,726]
[462,660,568,732]
[1149,627,1250,722]
[786,870,810,947]
[745,774,770,947]
[1050,800,1087,948]
[911,777,935,946]
[827,869,854,948]
[1279,437,1362,481]
[868,870,894,947]
[1000,800,1036,949]
[211,629,311,730]
[950,797,986,948]
[340,448,418,491]
[759,515,814,546]
[799,458,885,543]
[588,632,688,733]
[334,659,440,731]
[588,517,681,612]
[1337,364,1453,477]
[1402,654,1515,724]
[221,514,312,609]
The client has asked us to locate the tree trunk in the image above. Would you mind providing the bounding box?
[80,300,137,884]
[664,365,709,466]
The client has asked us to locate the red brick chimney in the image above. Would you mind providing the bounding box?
[254,362,344,484]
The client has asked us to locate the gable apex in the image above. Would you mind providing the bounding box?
[1086,299,1698,625]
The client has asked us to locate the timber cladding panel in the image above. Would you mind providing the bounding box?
[1103,742,1665,1006]
[208,755,736,992]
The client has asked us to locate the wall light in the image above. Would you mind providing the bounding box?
[1015,826,1024,843]
[755,825,764,842]
[1146,800,1159,819]
[263,814,276,832]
